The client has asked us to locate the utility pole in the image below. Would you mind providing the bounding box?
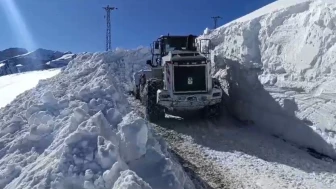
[103,5,118,51]
[211,16,222,29]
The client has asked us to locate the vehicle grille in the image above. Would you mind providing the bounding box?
[173,65,206,93]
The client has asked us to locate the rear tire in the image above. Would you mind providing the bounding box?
[145,79,165,122]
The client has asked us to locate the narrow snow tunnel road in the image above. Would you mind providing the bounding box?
[128,97,336,189]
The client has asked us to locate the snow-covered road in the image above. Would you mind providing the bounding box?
[156,115,336,189]
[129,96,336,189]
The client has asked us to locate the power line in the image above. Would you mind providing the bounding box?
[103,5,118,51]
[211,16,222,29]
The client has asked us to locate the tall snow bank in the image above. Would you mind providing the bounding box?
[199,0,336,159]
[0,50,193,189]
[98,47,152,91]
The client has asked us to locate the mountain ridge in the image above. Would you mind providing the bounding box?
[0,48,28,62]
[0,48,75,76]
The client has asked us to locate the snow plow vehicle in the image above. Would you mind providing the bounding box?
[133,34,223,121]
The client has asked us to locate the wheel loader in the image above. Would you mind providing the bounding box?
[132,34,223,121]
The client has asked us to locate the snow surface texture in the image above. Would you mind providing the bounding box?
[0,50,194,189]
[0,69,61,108]
[0,48,69,76]
[200,0,336,159]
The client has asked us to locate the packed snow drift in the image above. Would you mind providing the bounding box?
[0,69,61,108]
[0,49,194,189]
[200,0,336,158]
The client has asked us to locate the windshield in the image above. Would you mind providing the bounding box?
[164,36,195,51]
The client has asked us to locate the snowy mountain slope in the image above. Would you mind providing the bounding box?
[0,69,61,108]
[199,0,336,159]
[0,50,193,189]
[0,48,28,62]
[0,48,72,76]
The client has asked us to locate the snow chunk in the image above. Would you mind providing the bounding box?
[0,164,21,188]
[102,160,129,188]
[118,114,149,163]
[106,108,123,127]
[96,136,118,169]
[112,170,152,189]
[203,27,213,35]
[41,91,58,106]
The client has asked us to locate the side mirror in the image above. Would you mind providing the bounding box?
[146,60,152,65]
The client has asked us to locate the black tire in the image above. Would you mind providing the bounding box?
[203,103,221,119]
[203,78,223,119]
[134,85,140,100]
[212,78,221,89]
[145,79,165,122]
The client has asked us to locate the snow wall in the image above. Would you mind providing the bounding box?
[200,0,336,159]
[0,50,194,189]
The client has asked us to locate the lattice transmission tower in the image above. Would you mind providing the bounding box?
[103,5,118,51]
[211,16,222,29]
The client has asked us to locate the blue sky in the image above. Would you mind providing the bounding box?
[0,0,275,53]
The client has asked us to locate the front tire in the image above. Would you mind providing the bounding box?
[203,103,221,119]
[145,79,165,122]
[203,78,223,119]
[134,85,140,100]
